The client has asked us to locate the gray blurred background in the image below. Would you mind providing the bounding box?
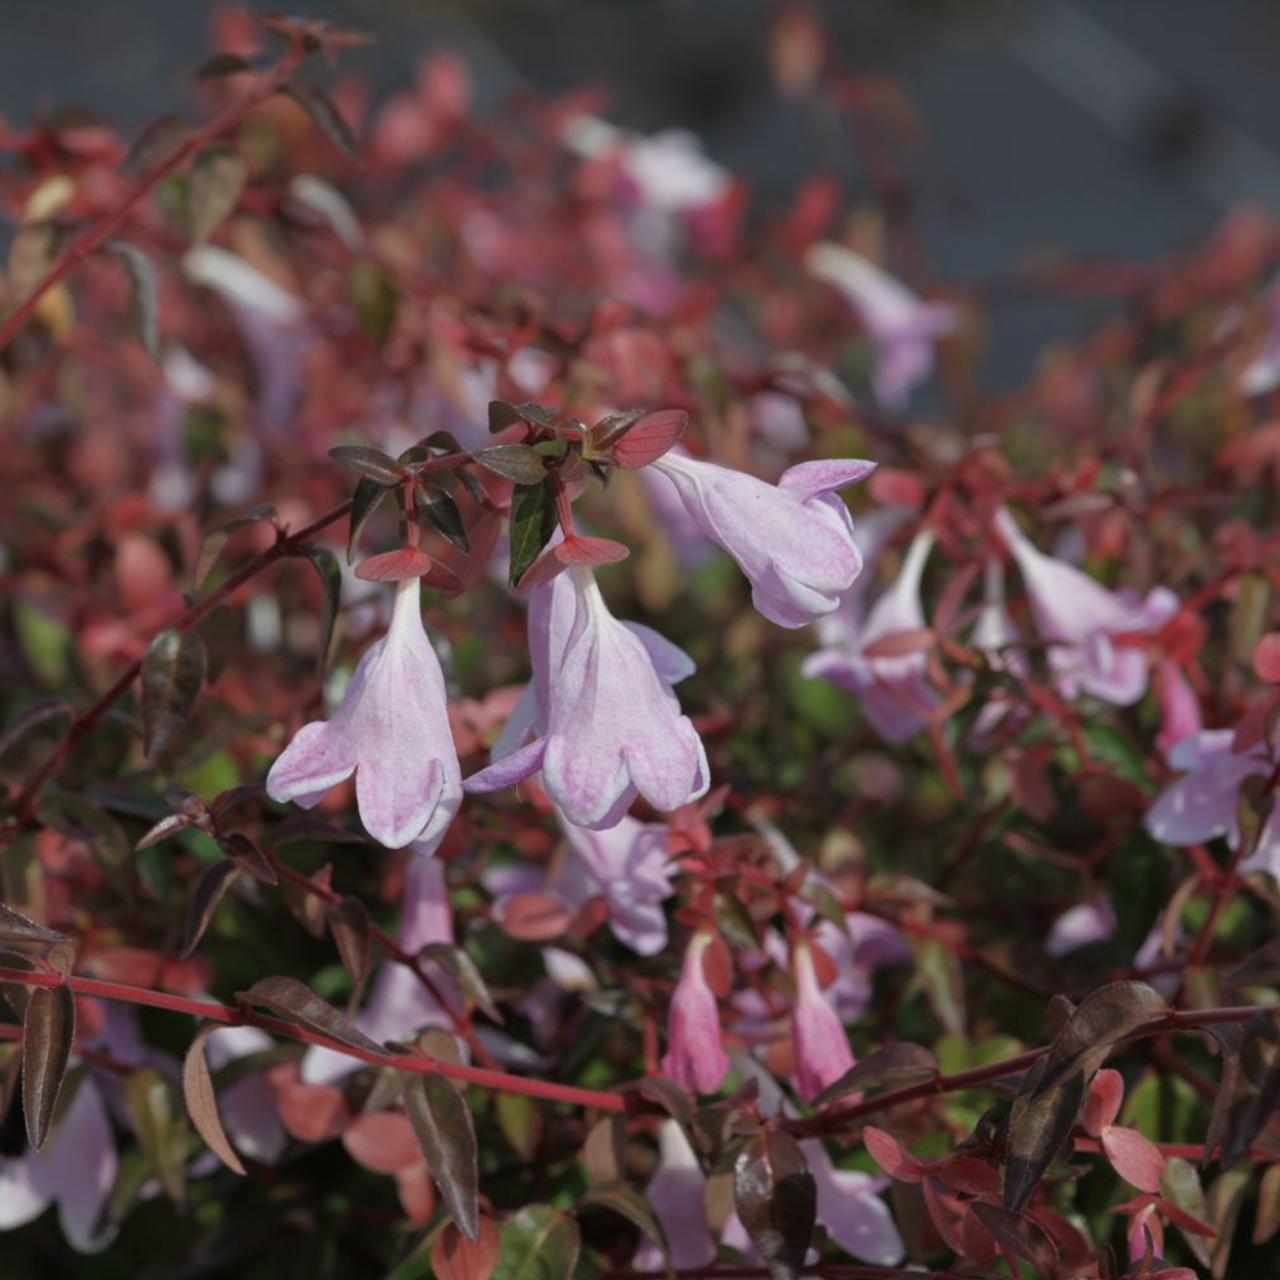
[5,0,1280,383]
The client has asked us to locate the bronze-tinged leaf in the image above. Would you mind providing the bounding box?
[421,943,502,1023]
[488,401,524,434]
[134,812,196,852]
[1033,981,1167,1097]
[104,241,161,360]
[0,902,67,949]
[189,145,247,242]
[282,81,360,161]
[405,1074,480,1241]
[491,1205,580,1280]
[581,1113,626,1185]
[269,812,365,849]
[328,444,404,486]
[971,1202,1059,1274]
[183,860,240,958]
[195,503,278,588]
[348,475,393,564]
[475,444,546,485]
[182,1024,246,1175]
[217,832,278,885]
[733,1129,817,1280]
[609,409,688,469]
[431,1219,501,1280]
[328,896,373,988]
[507,479,558,588]
[1254,1161,1280,1245]
[140,628,207,760]
[122,112,191,174]
[21,982,75,1150]
[910,935,965,1037]
[0,699,72,764]
[417,483,469,553]
[195,52,254,79]
[303,546,343,675]
[1207,1165,1251,1279]
[813,1043,937,1106]
[580,1180,673,1275]
[1003,1055,1086,1212]
[238,975,385,1056]
[124,1067,188,1204]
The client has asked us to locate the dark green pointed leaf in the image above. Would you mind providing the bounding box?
[182,1023,246,1175]
[814,1043,938,1106]
[328,445,404,486]
[303,546,342,675]
[183,860,240,957]
[189,145,247,243]
[195,504,278,588]
[1163,1156,1213,1265]
[328,896,372,988]
[1003,1053,1086,1211]
[348,476,392,564]
[492,1205,580,1280]
[421,942,502,1023]
[239,975,385,1055]
[488,400,524,434]
[105,241,160,360]
[476,444,546,485]
[733,1130,816,1280]
[580,1180,672,1276]
[21,982,75,1150]
[140,628,207,760]
[971,1202,1058,1274]
[417,484,469,552]
[0,700,72,763]
[508,479,557,588]
[911,935,965,1037]
[405,1073,479,1241]
[283,81,359,162]
[123,1067,188,1203]
[217,832,278,885]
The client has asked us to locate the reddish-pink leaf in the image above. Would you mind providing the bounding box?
[355,547,435,582]
[342,1111,422,1174]
[610,409,688,468]
[556,535,630,566]
[499,892,573,942]
[1083,1068,1125,1137]
[860,627,936,660]
[862,1126,925,1183]
[1254,633,1280,683]
[431,1219,501,1280]
[182,1024,246,1175]
[938,1155,1001,1195]
[1102,1124,1167,1192]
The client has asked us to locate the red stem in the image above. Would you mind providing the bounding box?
[0,50,303,352]
[0,965,625,1112]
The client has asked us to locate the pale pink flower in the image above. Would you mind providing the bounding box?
[805,242,957,410]
[791,939,855,1103]
[662,930,729,1093]
[0,1077,117,1252]
[465,567,708,829]
[1046,897,1118,957]
[267,578,462,851]
[1155,660,1203,758]
[1145,728,1280,881]
[995,507,1178,705]
[649,453,874,628]
[803,529,939,742]
[633,1121,718,1271]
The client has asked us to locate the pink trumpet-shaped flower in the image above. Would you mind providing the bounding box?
[662,930,729,1093]
[1155,660,1203,758]
[267,578,462,851]
[1145,728,1280,880]
[995,507,1177,706]
[648,452,874,628]
[790,939,855,1103]
[0,1076,117,1252]
[634,1121,718,1271]
[465,567,708,829]
[803,529,939,742]
[805,241,957,410]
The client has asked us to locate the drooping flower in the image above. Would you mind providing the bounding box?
[465,567,708,829]
[633,1121,718,1271]
[1144,728,1280,880]
[805,241,957,410]
[1155,659,1203,758]
[995,507,1178,705]
[803,528,939,742]
[266,578,462,851]
[302,856,455,1085]
[648,452,874,628]
[790,939,855,1103]
[662,930,729,1093]
[0,1077,117,1253]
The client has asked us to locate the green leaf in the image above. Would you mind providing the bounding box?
[123,1067,188,1204]
[14,602,71,687]
[492,1205,580,1280]
[580,1181,672,1276]
[348,476,392,564]
[21,983,75,1150]
[476,444,546,485]
[405,1073,480,1241]
[1003,1054,1086,1212]
[140,628,207,760]
[181,1023,246,1175]
[189,145,247,242]
[496,1092,542,1162]
[508,479,557,589]
[417,484,469,552]
[303,546,343,675]
[910,936,965,1037]
[195,506,278,588]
